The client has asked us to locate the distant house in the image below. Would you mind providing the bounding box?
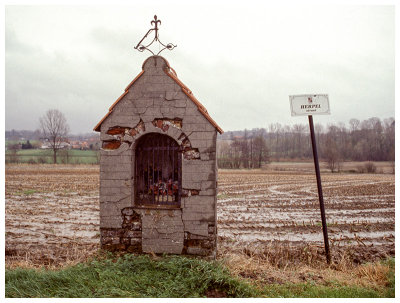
[80,141,89,150]
[70,140,89,150]
[40,142,51,149]
[40,141,70,149]
[70,141,81,149]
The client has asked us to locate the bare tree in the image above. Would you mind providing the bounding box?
[252,135,269,168]
[349,118,360,132]
[231,138,242,168]
[39,109,69,164]
[7,143,20,163]
[217,140,233,168]
[217,117,395,169]
[322,125,342,172]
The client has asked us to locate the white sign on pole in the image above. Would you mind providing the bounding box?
[290,94,330,116]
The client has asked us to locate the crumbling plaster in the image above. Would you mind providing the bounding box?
[98,56,218,257]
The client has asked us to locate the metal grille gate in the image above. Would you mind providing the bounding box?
[135,133,181,206]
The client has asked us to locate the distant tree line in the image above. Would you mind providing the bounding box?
[5,129,99,143]
[5,129,42,141]
[218,131,270,169]
[217,117,395,170]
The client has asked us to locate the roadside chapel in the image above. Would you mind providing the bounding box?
[93,52,223,257]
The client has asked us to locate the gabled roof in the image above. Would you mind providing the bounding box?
[93,56,223,134]
[93,70,144,132]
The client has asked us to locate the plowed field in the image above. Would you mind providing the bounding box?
[217,169,395,263]
[5,164,395,267]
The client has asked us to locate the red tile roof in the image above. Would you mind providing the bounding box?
[93,57,223,134]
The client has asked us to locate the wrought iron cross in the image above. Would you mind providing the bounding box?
[134,15,177,56]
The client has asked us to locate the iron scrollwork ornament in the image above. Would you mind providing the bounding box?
[134,15,177,56]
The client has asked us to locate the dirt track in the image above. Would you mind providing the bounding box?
[5,164,395,266]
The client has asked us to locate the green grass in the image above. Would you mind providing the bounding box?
[5,149,99,164]
[217,193,229,199]
[383,258,395,297]
[5,254,394,298]
[5,254,258,298]
[15,189,38,196]
[261,282,388,298]
[261,258,395,298]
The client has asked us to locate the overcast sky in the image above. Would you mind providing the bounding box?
[4,3,395,134]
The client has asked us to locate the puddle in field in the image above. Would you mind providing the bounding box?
[218,207,394,222]
[6,191,100,249]
[219,229,395,245]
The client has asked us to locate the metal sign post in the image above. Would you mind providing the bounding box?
[308,114,331,264]
[289,94,331,264]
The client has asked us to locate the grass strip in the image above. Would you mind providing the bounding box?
[262,282,389,298]
[5,254,258,298]
[5,254,394,298]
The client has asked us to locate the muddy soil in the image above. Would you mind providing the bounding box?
[5,164,395,267]
[5,164,100,266]
[217,169,395,262]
